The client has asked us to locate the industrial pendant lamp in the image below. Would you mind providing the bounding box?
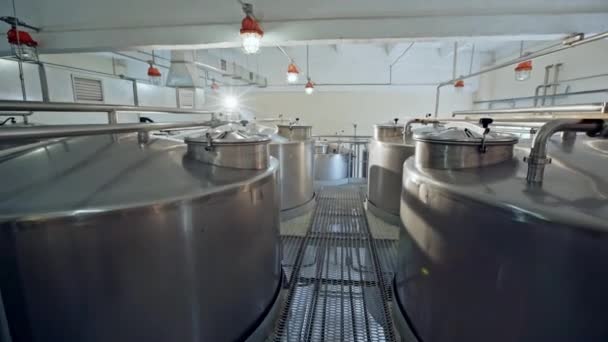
[287,62,299,84]
[514,61,532,81]
[147,51,162,86]
[240,3,263,54]
[210,78,220,92]
[305,78,315,95]
[453,79,465,92]
[304,45,315,95]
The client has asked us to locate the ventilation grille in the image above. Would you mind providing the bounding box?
[72,76,104,102]
[177,88,195,109]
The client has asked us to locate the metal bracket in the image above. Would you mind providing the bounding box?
[523,156,552,165]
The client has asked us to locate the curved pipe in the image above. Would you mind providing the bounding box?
[403,118,441,135]
[526,119,604,184]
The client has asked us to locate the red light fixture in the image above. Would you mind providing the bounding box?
[6,27,37,47]
[147,61,162,85]
[514,60,533,81]
[211,79,220,92]
[454,79,465,88]
[287,63,299,84]
[304,78,314,95]
[239,4,263,54]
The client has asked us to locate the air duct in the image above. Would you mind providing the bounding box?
[166,50,203,88]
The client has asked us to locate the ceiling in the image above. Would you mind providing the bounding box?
[1,0,607,53]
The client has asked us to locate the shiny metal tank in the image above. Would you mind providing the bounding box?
[367,123,441,224]
[314,153,349,183]
[277,124,312,141]
[396,132,608,342]
[0,134,281,342]
[367,123,415,224]
[269,136,315,215]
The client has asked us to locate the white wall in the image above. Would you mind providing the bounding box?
[474,39,608,108]
[246,87,472,136]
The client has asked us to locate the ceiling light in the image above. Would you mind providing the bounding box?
[210,79,220,92]
[514,61,532,81]
[240,4,263,54]
[223,95,238,110]
[147,61,162,86]
[287,63,299,84]
[305,79,314,95]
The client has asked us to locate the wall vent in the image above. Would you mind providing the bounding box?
[72,76,104,103]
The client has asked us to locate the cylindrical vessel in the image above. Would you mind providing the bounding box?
[314,153,349,182]
[367,123,415,224]
[396,129,608,341]
[276,124,312,141]
[0,133,281,342]
[269,125,315,217]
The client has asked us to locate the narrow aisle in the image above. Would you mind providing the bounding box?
[274,186,396,342]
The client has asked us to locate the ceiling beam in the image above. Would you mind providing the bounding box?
[2,13,607,54]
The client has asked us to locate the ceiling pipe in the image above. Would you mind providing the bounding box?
[433,31,608,117]
[389,42,415,84]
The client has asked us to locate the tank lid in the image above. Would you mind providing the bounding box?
[185,124,270,145]
[414,127,518,146]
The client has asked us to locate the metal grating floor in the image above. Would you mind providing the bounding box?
[274,187,397,342]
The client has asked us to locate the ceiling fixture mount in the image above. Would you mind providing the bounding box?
[514,61,533,81]
[239,2,263,54]
[304,45,315,95]
[287,62,299,84]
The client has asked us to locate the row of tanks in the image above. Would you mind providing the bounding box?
[369,116,608,341]
[0,118,322,341]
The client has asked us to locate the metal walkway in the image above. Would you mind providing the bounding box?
[274,187,397,342]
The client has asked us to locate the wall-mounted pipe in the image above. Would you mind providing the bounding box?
[434,31,608,117]
[525,119,605,184]
[0,100,215,116]
[550,63,563,105]
[0,120,223,142]
[404,118,441,135]
[474,88,608,105]
[453,103,607,116]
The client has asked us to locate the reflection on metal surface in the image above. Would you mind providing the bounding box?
[0,134,281,342]
[396,135,608,342]
[314,153,349,182]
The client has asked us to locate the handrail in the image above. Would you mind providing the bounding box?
[0,100,216,116]
[0,120,222,142]
[452,103,607,117]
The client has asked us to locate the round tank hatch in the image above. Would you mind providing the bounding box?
[185,123,271,169]
[414,127,518,169]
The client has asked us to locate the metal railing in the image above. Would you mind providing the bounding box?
[0,100,219,142]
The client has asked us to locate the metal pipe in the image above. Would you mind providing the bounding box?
[403,118,441,135]
[452,42,458,80]
[434,84,442,117]
[389,42,415,84]
[551,63,562,105]
[453,103,607,116]
[0,100,215,115]
[443,31,608,85]
[475,88,608,105]
[540,65,554,106]
[525,119,604,184]
[0,121,220,142]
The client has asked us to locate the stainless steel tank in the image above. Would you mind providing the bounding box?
[367,120,440,224]
[0,131,281,342]
[314,152,349,185]
[395,126,608,341]
[269,124,315,219]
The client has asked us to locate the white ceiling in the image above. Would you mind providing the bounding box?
[1,0,607,53]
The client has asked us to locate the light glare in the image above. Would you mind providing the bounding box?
[241,32,261,54]
[223,95,239,110]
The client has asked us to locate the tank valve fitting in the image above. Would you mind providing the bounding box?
[479,118,494,153]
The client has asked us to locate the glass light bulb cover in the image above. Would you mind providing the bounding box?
[287,72,299,84]
[515,70,531,81]
[305,86,314,95]
[241,32,262,54]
